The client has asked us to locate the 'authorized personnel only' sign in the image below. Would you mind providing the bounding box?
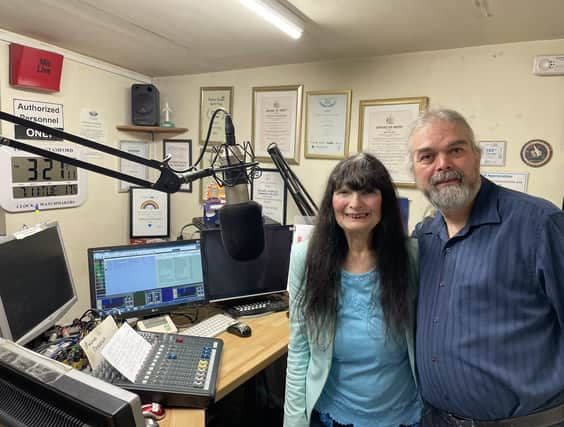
[13,98,64,140]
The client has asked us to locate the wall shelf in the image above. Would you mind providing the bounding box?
[116,125,188,134]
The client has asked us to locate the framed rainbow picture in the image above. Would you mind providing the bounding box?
[129,187,170,238]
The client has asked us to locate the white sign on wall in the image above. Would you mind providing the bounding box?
[13,99,64,140]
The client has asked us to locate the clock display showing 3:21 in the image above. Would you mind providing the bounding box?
[11,156,78,183]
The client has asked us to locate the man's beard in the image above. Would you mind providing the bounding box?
[424,170,480,211]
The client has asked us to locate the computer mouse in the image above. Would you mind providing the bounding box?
[227,322,252,337]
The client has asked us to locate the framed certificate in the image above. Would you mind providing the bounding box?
[130,187,170,238]
[358,96,428,187]
[251,168,288,225]
[163,139,192,192]
[305,90,352,159]
[199,86,233,145]
[479,140,506,166]
[119,140,148,193]
[252,84,303,164]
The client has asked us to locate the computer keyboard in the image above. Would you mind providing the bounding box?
[226,298,288,317]
[179,313,238,338]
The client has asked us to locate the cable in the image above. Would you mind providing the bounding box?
[168,108,229,174]
[176,223,200,240]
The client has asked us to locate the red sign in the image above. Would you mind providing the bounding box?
[10,44,64,92]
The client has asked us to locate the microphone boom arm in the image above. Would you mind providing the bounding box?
[267,143,318,217]
[0,110,256,194]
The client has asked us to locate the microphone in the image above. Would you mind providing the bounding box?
[218,114,265,261]
[221,114,251,204]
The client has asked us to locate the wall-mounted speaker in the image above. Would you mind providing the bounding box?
[131,84,159,126]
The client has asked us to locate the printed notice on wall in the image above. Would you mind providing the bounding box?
[13,99,64,140]
[80,108,105,159]
[482,172,528,193]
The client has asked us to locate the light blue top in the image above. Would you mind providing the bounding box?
[315,269,421,427]
[283,239,420,427]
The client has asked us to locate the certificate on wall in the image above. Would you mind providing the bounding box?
[252,85,303,164]
[359,97,428,186]
[163,139,192,192]
[130,188,170,238]
[251,168,287,225]
[479,140,506,166]
[199,87,233,145]
[305,90,352,159]
[119,141,149,192]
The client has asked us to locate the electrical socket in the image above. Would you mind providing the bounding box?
[532,55,564,75]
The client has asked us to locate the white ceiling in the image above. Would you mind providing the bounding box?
[1,0,563,78]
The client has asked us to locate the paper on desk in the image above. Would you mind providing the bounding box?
[79,316,118,370]
[101,322,151,382]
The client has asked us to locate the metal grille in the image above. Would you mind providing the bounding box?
[0,377,86,427]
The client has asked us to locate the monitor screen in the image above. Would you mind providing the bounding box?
[201,224,293,302]
[0,222,77,346]
[88,239,206,318]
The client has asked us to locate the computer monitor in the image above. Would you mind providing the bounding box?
[200,224,293,303]
[0,221,77,346]
[88,239,206,318]
[0,338,145,426]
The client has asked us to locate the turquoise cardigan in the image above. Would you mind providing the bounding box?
[283,239,419,427]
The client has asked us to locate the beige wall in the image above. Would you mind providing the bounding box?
[0,40,152,321]
[1,36,563,323]
[156,38,564,231]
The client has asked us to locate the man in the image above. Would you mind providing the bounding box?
[409,109,564,426]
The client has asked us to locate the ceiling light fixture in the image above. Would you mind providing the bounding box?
[239,0,305,39]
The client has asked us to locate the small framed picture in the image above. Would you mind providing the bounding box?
[119,140,149,193]
[130,187,170,238]
[358,96,428,187]
[252,84,303,164]
[479,140,506,166]
[199,86,233,145]
[305,90,352,159]
[163,139,192,192]
[251,168,288,225]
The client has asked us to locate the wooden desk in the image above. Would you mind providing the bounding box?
[159,311,289,427]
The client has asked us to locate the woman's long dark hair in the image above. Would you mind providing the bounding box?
[301,153,410,344]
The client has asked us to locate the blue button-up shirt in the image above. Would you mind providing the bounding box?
[414,177,564,420]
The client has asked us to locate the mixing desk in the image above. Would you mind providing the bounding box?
[92,331,223,408]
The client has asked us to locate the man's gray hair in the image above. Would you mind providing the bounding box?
[406,109,481,171]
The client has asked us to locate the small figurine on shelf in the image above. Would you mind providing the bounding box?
[160,102,174,127]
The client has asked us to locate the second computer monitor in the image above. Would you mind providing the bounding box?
[200,224,293,303]
[0,221,77,346]
[88,239,206,318]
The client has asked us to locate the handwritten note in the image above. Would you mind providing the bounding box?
[101,323,151,382]
[79,316,118,370]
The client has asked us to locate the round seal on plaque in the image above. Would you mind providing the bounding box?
[520,139,553,167]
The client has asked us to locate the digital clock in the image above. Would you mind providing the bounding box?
[0,143,87,212]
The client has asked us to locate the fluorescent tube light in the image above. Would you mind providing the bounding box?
[240,0,304,39]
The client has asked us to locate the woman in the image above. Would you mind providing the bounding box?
[284,153,420,427]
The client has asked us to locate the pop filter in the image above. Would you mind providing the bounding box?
[219,201,265,261]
